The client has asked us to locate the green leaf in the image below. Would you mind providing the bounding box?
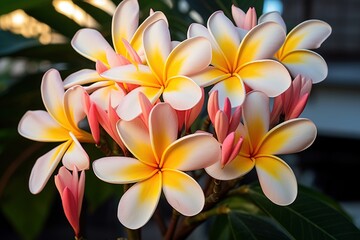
[0,166,55,240]
[246,184,360,240]
[210,211,292,240]
[0,0,52,15]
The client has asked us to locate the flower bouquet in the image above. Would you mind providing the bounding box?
[15,0,360,239]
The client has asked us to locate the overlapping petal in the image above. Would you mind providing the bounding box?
[210,75,245,108]
[101,64,159,87]
[116,86,163,121]
[62,132,89,171]
[208,11,241,69]
[165,37,211,78]
[118,172,162,229]
[162,133,221,171]
[18,110,69,142]
[143,19,171,80]
[239,60,291,97]
[63,86,87,131]
[149,103,178,163]
[63,69,105,89]
[29,141,71,194]
[281,20,332,53]
[41,69,67,125]
[162,170,204,216]
[242,91,270,150]
[187,23,228,71]
[117,117,157,167]
[191,67,230,87]
[163,76,201,110]
[93,157,157,184]
[205,154,254,180]
[281,50,328,83]
[112,0,139,55]
[71,28,114,64]
[257,118,317,155]
[255,155,297,206]
[236,22,285,67]
[258,11,286,32]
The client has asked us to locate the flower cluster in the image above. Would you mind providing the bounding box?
[18,0,331,237]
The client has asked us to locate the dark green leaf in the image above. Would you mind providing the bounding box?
[210,211,292,240]
[246,184,360,240]
[0,0,52,15]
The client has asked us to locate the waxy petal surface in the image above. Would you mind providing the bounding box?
[188,23,228,70]
[255,155,297,206]
[242,91,270,151]
[93,157,157,184]
[210,75,245,108]
[236,22,285,67]
[62,133,89,171]
[63,69,104,89]
[117,86,162,121]
[258,11,286,32]
[112,0,139,55]
[162,169,204,216]
[101,64,159,87]
[41,69,66,126]
[281,50,328,83]
[258,118,317,155]
[191,67,230,87]
[282,20,332,53]
[163,76,201,110]
[18,110,69,142]
[208,11,241,70]
[71,28,114,64]
[143,19,171,80]
[165,37,211,78]
[162,133,221,171]
[118,172,162,229]
[117,117,157,167]
[206,154,254,180]
[240,60,291,97]
[29,141,71,194]
[149,103,178,163]
[64,86,87,130]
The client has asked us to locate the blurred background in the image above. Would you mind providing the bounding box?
[0,0,359,239]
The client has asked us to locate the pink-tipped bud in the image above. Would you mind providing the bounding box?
[83,92,100,145]
[55,166,85,237]
[95,60,108,74]
[214,111,229,143]
[138,92,153,128]
[221,132,243,168]
[243,7,257,30]
[122,38,142,64]
[208,90,219,124]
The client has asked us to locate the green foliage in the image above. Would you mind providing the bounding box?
[210,184,360,240]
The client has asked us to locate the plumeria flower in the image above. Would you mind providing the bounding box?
[270,74,312,126]
[259,11,332,83]
[64,0,168,111]
[188,11,291,108]
[206,91,317,205]
[55,166,85,238]
[101,19,212,120]
[231,5,257,30]
[18,69,93,194]
[93,103,221,229]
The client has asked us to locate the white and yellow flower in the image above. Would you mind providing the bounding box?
[259,11,332,83]
[206,91,317,205]
[188,11,291,108]
[18,69,93,194]
[93,103,221,229]
[101,19,212,120]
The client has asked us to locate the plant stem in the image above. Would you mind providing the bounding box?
[164,209,180,240]
[154,207,167,235]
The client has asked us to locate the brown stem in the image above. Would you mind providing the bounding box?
[153,207,167,235]
[164,209,180,240]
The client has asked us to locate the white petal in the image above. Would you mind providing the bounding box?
[62,132,89,171]
[258,11,286,32]
[93,157,157,184]
[162,170,204,216]
[29,141,71,194]
[112,0,139,54]
[63,69,104,89]
[71,28,114,64]
[18,110,69,142]
[118,172,162,229]
[255,155,297,206]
